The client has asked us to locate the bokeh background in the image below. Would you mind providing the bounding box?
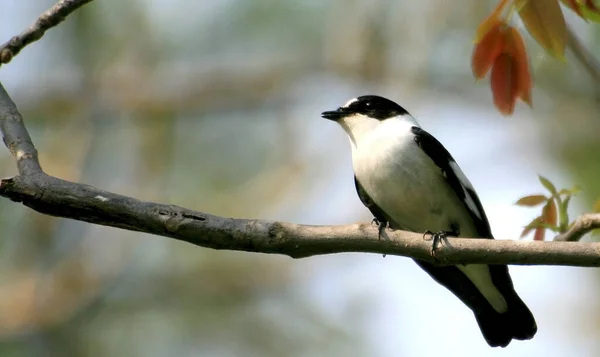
[1,0,599,356]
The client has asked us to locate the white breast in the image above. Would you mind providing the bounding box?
[345,115,508,313]
[350,117,464,234]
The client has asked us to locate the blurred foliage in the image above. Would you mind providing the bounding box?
[0,0,599,356]
[516,175,581,240]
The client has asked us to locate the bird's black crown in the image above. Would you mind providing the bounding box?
[321,95,409,121]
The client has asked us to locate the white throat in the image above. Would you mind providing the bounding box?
[337,114,421,150]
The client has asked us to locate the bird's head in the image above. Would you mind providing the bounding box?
[321,95,414,144]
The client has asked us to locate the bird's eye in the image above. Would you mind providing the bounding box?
[365,102,372,107]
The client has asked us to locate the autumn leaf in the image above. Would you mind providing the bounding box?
[482,26,532,115]
[505,27,532,106]
[472,23,506,79]
[538,175,557,195]
[534,226,546,241]
[542,199,558,226]
[515,194,547,206]
[491,53,520,115]
[516,0,567,60]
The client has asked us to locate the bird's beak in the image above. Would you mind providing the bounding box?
[321,107,347,121]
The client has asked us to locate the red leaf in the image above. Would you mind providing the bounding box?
[533,226,546,241]
[472,23,506,79]
[542,199,558,226]
[491,53,519,115]
[506,28,533,106]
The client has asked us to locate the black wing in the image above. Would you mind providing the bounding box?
[411,126,493,238]
[411,126,536,346]
[352,127,536,347]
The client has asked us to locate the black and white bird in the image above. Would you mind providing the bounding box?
[322,95,537,347]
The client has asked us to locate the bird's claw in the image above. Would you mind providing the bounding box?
[373,218,389,258]
[423,229,457,257]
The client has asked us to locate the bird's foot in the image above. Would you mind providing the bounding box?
[372,218,389,258]
[371,218,389,240]
[423,229,458,257]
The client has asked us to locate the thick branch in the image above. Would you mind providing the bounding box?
[0,0,95,67]
[0,174,600,266]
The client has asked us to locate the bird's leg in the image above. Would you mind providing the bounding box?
[372,218,389,257]
[423,228,459,256]
[371,218,389,240]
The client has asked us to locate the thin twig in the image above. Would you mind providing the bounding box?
[0,0,95,67]
[565,24,600,85]
[554,213,600,242]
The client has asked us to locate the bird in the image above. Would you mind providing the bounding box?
[321,95,537,347]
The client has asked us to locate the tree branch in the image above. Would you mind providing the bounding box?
[0,84,42,176]
[1,173,600,266]
[0,81,599,267]
[0,0,95,67]
[554,213,600,242]
[565,24,600,85]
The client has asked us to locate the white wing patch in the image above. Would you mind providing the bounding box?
[448,160,482,220]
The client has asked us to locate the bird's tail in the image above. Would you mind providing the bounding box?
[475,293,537,348]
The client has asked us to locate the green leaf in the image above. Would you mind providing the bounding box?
[524,216,543,229]
[558,186,581,196]
[515,195,547,206]
[558,195,571,233]
[521,216,543,239]
[538,175,557,195]
[594,199,600,213]
[516,0,567,60]
[520,225,534,238]
[582,6,600,23]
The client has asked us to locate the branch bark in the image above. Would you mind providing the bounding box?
[0,0,95,67]
[1,172,600,266]
[1,81,600,267]
[554,213,600,242]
